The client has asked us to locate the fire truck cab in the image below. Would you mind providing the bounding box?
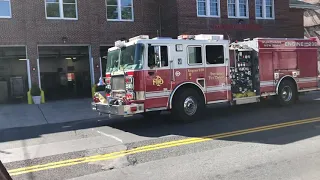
[92,34,319,122]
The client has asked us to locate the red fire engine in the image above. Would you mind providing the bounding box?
[92,34,319,122]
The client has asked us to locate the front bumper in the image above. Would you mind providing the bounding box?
[91,102,144,116]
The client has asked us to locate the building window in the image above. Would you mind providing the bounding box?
[106,0,134,21]
[227,0,248,18]
[45,0,78,20]
[255,0,262,17]
[197,0,220,17]
[0,0,11,18]
[255,0,274,19]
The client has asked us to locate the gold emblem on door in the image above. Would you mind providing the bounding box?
[153,76,164,86]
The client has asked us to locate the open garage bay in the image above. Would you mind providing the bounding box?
[38,46,92,101]
[0,46,28,104]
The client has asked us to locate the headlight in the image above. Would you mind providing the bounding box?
[126,83,133,89]
[126,91,135,100]
[125,76,134,90]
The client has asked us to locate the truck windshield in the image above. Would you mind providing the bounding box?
[106,43,144,73]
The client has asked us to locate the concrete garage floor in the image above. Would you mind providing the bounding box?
[0,98,105,130]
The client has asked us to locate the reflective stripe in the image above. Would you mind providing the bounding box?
[260,81,274,87]
[145,91,171,99]
[206,85,231,92]
[298,77,318,82]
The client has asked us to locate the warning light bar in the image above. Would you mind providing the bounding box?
[178,35,195,40]
[178,34,224,41]
[115,40,126,48]
[129,35,149,42]
[194,34,224,41]
[310,37,317,41]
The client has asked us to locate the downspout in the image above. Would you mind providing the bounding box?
[158,3,162,37]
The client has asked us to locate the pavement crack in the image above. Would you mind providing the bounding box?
[106,166,115,171]
[125,145,138,166]
[127,155,138,166]
[37,105,49,124]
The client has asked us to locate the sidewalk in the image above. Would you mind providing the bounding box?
[2,86,320,131]
[0,99,105,130]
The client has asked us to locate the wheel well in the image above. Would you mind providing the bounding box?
[169,83,206,109]
[276,76,298,94]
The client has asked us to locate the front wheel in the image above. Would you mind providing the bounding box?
[276,80,297,106]
[171,88,205,123]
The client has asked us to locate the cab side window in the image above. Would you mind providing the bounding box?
[188,46,202,65]
[206,45,225,65]
[148,45,168,69]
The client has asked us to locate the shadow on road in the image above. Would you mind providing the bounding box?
[0,93,320,146]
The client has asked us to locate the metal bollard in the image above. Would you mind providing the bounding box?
[0,161,12,180]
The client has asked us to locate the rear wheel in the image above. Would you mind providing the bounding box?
[276,80,297,106]
[171,88,205,123]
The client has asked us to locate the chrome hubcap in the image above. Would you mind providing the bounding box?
[184,96,197,116]
[281,86,293,102]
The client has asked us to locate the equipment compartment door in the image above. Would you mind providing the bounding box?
[204,44,229,102]
[144,44,172,109]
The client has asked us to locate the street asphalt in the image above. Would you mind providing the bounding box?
[0,91,320,180]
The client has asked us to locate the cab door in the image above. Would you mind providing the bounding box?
[204,44,230,102]
[144,44,172,109]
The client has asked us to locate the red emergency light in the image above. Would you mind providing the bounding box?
[178,35,195,40]
[93,96,100,103]
[130,106,137,112]
[105,78,111,84]
[310,37,317,41]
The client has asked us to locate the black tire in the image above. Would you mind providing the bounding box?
[276,80,297,106]
[142,111,161,120]
[171,88,205,123]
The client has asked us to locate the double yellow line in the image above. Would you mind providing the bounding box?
[8,117,320,176]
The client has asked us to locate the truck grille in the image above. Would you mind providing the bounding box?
[111,75,125,90]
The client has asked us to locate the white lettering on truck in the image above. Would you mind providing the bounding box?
[285,41,317,47]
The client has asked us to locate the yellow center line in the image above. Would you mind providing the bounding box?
[8,117,320,176]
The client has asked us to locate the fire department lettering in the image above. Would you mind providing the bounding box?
[261,40,318,48]
[187,68,205,73]
[285,41,317,47]
[209,72,224,80]
[153,76,164,86]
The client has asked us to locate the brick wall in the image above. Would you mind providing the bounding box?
[0,0,161,85]
[0,0,161,44]
[0,0,305,86]
[174,0,304,41]
[159,0,178,37]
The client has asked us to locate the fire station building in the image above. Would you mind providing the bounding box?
[0,0,315,104]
